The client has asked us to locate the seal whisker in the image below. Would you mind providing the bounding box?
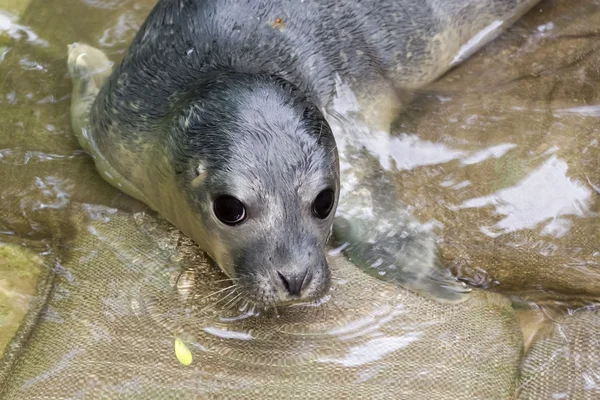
[213,288,239,306]
[230,296,246,312]
[194,288,240,315]
[234,294,249,308]
[222,292,243,311]
[212,277,240,284]
[304,304,320,325]
[238,301,249,312]
[194,284,237,303]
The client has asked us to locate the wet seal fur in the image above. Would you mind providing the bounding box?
[68,0,539,307]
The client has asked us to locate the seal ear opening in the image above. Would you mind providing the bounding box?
[191,163,207,187]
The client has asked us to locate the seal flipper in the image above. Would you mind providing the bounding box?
[333,214,471,304]
[67,43,113,97]
[67,42,114,152]
[332,150,471,304]
[67,43,153,206]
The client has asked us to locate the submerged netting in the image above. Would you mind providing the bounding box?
[1,0,600,398]
[0,202,524,399]
[0,0,520,397]
[396,0,600,303]
[518,309,600,399]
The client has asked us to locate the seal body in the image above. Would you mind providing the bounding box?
[69,0,539,307]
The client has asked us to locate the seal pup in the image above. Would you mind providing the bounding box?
[68,0,539,307]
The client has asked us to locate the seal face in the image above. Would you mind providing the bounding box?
[168,72,339,305]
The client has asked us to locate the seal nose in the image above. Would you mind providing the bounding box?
[277,269,312,297]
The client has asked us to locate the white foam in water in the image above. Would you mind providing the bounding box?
[0,11,47,46]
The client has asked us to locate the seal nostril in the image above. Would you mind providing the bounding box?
[277,269,311,297]
[277,271,291,293]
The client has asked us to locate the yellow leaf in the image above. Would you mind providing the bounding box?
[174,337,193,366]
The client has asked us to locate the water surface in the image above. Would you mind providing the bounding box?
[0,0,599,398]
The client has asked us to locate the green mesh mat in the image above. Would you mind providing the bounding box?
[1,0,600,398]
[0,203,524,399]
[395,0,600,303]
[518,309,600,399]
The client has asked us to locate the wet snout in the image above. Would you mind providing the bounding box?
[269,246,329,303]
[234,235,331,306]
[276,267,314,297]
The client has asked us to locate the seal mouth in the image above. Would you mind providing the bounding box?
[229,263,332,309]
[200,255,331,309]
[207,235,333,308]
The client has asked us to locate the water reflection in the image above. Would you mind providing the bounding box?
[455,154,594,237]
[555,105,600,117]
[0,11,46,45]
[318,332,422,367]
[460,143,517,166]
[98,11,141,47]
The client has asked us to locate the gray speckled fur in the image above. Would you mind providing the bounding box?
[70,0,539,305]
[93,0,537,157]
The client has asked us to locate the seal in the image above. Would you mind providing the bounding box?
[68,0,539,307]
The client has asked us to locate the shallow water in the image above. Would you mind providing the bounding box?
[396,1,600,304]
[0,0,599,398]
[0,0,154,357]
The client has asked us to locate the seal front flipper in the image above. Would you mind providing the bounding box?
[67,43,113,90]
[67,43,153,206]
[333,213,471,304]
[332,151,471,304]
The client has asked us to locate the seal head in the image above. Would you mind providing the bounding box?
[168,72,339,306]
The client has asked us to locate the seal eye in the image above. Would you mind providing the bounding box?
[214,195,246,225]
[312,189,335,219]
